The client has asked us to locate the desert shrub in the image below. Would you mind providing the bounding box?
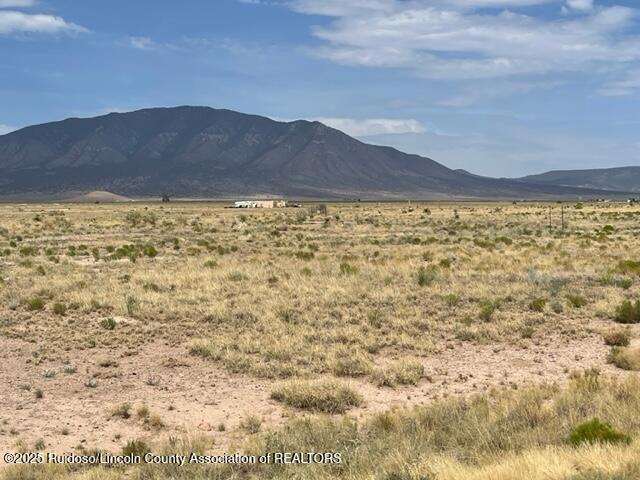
[295,251,314,260]
[143,282,160,292]
[551,301,564,313]
[330,348,373,377]
[617,260,640,276]
[495,235,513,245]
[478,300,496,321]
[608,347,640,371]
[26,297,45,311]
[227,271,248,282]
[271,379,362,414]
[372,360,424,387]
[142,244,158,258]
[566,294,588,308]
[615,300,640,324]
[568,418,630,446]
[339,262,358,275]
[126,295,139,315]
[444,293,460,307]
[19,246,38,256]
[122,439,149,457]
[600,273,633,290]
[473,238,495,249]
[417,266,437,287]
[602,329,631,347]
[240,415,262,434]
[529,297,546,312]
[125,211,157,227]
[52,302,66,316]
[111,402,132,419]
[367,309,384,328]
[439,258,452,268]
[99,318,117,330]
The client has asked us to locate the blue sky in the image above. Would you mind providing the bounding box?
[0,0,639,176]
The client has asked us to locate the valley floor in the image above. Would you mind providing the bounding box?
[1,201,639,479]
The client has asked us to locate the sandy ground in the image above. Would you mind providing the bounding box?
[0,323,626,461]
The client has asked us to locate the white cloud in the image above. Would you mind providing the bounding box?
[129,36,158,51]
[0,0,36,7]
[566,0,593,11]
[0,10,87,34]
[312,117,427,136]
[268,0,640,93]
[0,124,16,135]
[272,116,427,136]
[437,80,562,107]
[599,70,640,96]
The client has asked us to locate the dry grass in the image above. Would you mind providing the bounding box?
[608,347,640,371]
[270,379,363,413]
[5,372,640,480]
[2,200,640,478]
[0,202,638,380]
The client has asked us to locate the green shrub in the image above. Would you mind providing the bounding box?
[99,318,117,330]
[568,418,630,446]
[122,439,149,457]
[528,297,546,312]
[52,302,66,316]
[417,266,437,287]
[126,295,139,316]
[339,262,358,275]
[566,294,588,308]
[439,258,452,268]
[617,260,640,276]
[19,246,38,256]
[26,297,45,311]
[227,271,248,282]
[444,293,460,307]
[478,301,496,321]
[295,251,314,261]
[615,300,640,324]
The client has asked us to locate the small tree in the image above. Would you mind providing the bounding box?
[161,194,170,203]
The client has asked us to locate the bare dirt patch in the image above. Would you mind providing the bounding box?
[0,327,625,457]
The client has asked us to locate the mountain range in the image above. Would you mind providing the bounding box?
[0,106,636,200]
[518,167,640,194]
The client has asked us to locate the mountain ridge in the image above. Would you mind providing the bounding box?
[518,167,640,194]
[0,106,634,199]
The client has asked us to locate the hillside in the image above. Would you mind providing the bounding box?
[518,167,640,193]
[0,106,629,199]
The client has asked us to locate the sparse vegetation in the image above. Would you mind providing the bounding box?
[371,359,425,387]
[608,347,640,371]
[3,201,640,479]
[602,328,631,347]
[271,379,363,413]
[568,418,631,446]
[615,299,640,324]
